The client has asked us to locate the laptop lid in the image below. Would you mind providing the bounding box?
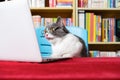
[0,0,42,62]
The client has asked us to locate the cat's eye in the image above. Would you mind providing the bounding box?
[54,27,60,31]
[50,27,55,32]
[44,28,48,33]
[44,30,47,33]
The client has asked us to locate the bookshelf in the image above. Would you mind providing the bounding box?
[30,0,76,26]
[76,0,120,52]
[30,0,120,53]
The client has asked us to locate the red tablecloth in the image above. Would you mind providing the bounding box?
[0,58,120,80]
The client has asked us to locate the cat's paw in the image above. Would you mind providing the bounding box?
[62,54,73,58]
[50,54,62,58]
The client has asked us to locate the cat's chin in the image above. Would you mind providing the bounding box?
[46,37,54,40]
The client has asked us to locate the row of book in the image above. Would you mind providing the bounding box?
[28,0,73,8]
[32,15,73,28]
[28,0,45,8]
[90,51,120,57]
[78,0,120,8]
[78,10,120,42]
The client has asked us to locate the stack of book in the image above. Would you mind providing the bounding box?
[49,0,56,7]
[32,15,73,28]
[78,0,120,8]
[28,0,45,8]
[78,11,120,42]
[90,51,118,57]
[49,0,73,7]
[56,0,73,7]
[28,0,73,8]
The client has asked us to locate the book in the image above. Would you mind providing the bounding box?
[36,0,45,7]
[49,0,56,7]
[31,0,36,8]
[88,0,108,8]
[90,51,117,57]
[78,0,88,8]
[116,19,120,42]
[56,0,73,3]
[56,0,73,7]
[30,0,45,8]
[78,10,85,29]
[116,0,120,8]
[32,15,41,28]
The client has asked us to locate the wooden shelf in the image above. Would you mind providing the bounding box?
[30,7,73,18]
[89,42,120,45]
[77,8,120,10]
[89,42,120,51]
[30,0,120,51]
[77,8,120,18]
[31,7,73,11]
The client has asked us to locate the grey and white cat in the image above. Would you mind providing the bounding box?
[44,16,88,58]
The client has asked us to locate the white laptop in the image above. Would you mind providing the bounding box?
[0,0,63,62]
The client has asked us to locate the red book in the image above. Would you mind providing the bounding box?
[90,13,94,42]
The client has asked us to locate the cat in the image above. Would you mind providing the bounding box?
[44,16,88,58]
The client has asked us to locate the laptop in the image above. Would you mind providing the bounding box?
[0,0,64,62]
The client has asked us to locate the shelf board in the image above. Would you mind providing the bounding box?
[89,42,120,45]
[77,8,120,18]
[77,8,120,14]
[77,8,120,11]
[89,42,120,51]
[30,7,73,17]
[31,7,73,12]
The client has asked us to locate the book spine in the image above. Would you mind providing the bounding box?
[78,10,85,29]
[90,13,94,42]
[49,0,53,7]
[88,0,92,8]
[83,0,88,8]
[98,15,102,42]
[115,0,120,8]
[102,19,105,42]
[32,15,41,28]
[31,0,36,8]
[41,18,45,27]
[93,15,96,42]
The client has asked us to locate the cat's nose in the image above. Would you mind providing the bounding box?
[45,33,48,37]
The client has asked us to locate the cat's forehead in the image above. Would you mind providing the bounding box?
[46,23,58,28]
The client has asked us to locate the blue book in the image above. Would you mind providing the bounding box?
[41,18,45,27]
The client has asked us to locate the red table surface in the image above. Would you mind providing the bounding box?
[0,57,120,80]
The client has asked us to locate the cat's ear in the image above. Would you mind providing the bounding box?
[46,22,51,27]
[56,16,65,27]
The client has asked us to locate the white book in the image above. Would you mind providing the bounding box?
[116,0,120,8]
[104,0,108,8]
[31,0,36,8]
[78,10,85,29]
[88,0,92,8]
[36,0,45,7]
[91,0,105,8]
[100,51,116,57]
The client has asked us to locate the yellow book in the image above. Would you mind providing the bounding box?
[93,15,96,42]
[102,19,105,42]
[86,13,90,42]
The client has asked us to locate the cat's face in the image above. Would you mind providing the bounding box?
[44,16,69,42]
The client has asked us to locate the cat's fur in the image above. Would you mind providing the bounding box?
[44,16,88,58]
